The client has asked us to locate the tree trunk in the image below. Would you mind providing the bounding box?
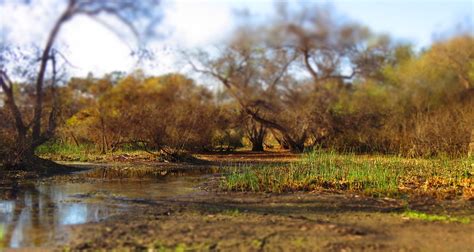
[99,113,108,154]
[280,141,290,150]
[469,129,474,157]
[251,139,265,152]
[0,3,73,169]
[272,130,289,150]
[242,108,308,153]
[286,138,305,153]
[70,132,80,147]
[32,4,73,144]
[245,119,266,152]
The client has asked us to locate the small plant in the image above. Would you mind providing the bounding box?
[292,237,306,248]
[251,239,262,249]
[153,241,213,252]
[0,223,5,248]
[221,208,241,217]
[402,210,470,224]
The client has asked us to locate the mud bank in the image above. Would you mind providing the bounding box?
[65,186,474,251]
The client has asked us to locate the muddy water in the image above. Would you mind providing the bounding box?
[0,171,205,249]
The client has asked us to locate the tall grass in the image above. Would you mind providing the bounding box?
[36,142,97,162]
[223,149,474,198]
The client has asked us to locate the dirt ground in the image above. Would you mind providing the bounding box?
[63,179,474,251]
[197,151,300,165]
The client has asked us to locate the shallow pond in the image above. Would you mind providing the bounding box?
[0,169,205,249]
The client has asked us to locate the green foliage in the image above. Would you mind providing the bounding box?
[35,142,96,162]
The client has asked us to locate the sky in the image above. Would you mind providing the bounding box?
[0,0,473,78]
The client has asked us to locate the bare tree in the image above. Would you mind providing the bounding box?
[189,26,319,152]
[278,5,389,84]
[276,5,392,149]
[189,5,391,153]
[0,0,161,167]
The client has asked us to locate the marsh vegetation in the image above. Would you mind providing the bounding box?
[223,150,474,199]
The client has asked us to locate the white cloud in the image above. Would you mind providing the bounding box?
[161,1,234,48]
[59,16,137,76]
[1,0,64,45]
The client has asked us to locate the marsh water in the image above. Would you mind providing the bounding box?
[0,167,205,249]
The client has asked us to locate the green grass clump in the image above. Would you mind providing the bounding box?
[221,209,241,217]
[36,142,93,155]
[36,142,157,163]
[223,150,401,194]
[402,210,470,224]
[222,149,474,197]
[36,142,95,161]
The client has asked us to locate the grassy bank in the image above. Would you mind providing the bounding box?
[36,143,157,163]
[222,150,474,199]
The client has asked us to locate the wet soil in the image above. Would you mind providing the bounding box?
[65,189,474,251]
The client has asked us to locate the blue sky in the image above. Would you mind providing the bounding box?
[333,0,473,47]
[1,0,472,77]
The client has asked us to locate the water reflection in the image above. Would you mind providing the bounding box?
[0,175,201,248]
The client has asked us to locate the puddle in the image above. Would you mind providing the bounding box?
[0,173,204,248]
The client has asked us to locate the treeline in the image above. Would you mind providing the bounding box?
[1,7,473,165]
[53,72,247,155]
